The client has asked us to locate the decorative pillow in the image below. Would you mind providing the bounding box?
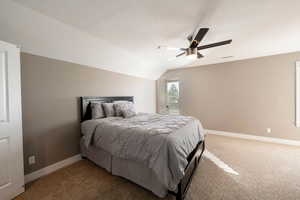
[113,101,129,117]
[120,103,136,118]
[102,103,115,117]
[90,102,105,119]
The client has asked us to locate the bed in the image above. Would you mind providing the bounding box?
[80,96,205,200]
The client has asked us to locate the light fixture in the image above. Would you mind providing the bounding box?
[187,54,197,59]
[186,48,197,60]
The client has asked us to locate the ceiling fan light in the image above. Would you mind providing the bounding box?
[187,54,197,59]
[186,48,198,59]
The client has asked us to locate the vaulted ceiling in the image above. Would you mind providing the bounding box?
[6,0,300,79]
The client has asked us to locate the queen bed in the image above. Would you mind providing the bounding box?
[80,96,205,200]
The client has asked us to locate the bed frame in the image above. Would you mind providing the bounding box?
[80,96,205,200]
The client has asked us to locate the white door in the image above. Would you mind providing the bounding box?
[0,41,24,199]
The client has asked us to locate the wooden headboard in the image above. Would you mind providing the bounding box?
[80,96,134,122]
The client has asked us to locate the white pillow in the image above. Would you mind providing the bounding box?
[113,101,130,117]
[120,102,136,118]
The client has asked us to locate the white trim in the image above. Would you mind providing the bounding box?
[25,154,82,184]
[206,129,300,147]
[203,150,239,175]
[11,186,24,199]
[296,61,300,127]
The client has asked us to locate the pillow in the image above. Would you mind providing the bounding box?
[113,101,129,103]
[120,102,136,118]
[102,103,115,117]
[113,101,129,117]
[90,102,105,119]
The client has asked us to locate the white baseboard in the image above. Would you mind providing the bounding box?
[206,129,300,147]
[25,154,82,184]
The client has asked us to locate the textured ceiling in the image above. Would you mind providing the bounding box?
[12,0,300,78]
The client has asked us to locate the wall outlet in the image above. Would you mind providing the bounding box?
[266,128,272,133]
[28,155,36,165]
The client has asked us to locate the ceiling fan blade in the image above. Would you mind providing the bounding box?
[168,47,186,51]
[189,28,209,48]
[158,46,186,51]
[176,52,186,57]
[197,52,204,59]
[197,40,232,50]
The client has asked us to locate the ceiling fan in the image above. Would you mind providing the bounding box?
[158,28,232,60]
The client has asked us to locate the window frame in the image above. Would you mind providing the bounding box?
[165,80,180,114]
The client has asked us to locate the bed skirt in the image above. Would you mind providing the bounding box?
[80,139,169,197]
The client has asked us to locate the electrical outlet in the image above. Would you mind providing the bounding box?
[266,128,272,133]
[28,156,35,165]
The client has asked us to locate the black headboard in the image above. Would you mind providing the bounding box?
[80,96,134,122]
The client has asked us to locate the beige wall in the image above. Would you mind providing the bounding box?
[21,53,156,175]
[158,52,300,141]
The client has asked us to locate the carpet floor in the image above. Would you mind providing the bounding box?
[14,134,300,200]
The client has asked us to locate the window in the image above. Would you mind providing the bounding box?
[166,80,180,114]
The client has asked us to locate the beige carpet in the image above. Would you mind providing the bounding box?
[15,134,300,200]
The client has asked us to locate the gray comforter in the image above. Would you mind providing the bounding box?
[81,113,205,191]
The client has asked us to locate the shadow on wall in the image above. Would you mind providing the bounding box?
[24,119,81,174]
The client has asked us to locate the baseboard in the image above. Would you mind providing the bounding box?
[25,154,82,184]
[206,129,300,147]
